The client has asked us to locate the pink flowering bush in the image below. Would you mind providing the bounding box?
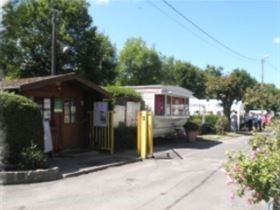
[225,120,280,209]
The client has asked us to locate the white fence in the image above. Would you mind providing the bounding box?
[113,101,141,127]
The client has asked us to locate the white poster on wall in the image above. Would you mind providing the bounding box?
[44,98,51,109]
[94,102,108,127]
[43,120,53,153]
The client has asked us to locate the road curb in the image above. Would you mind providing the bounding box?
[0,167,62,185]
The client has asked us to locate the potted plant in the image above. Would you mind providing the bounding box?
[183,121,199,142]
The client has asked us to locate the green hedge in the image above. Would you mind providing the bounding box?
[104,85,143,105]
[0,92,44,169]
[188,115,202,127]
[188,114,219,134]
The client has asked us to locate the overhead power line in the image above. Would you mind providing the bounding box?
[267,61,280,72]
[161,0,259,62]
[146,0,238,59]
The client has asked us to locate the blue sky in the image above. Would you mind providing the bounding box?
[88,0,280,87]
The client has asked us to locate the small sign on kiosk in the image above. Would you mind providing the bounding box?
[54,98,63,112]
[94,102,108,127]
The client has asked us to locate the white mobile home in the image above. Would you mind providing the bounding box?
[128,85,194,137]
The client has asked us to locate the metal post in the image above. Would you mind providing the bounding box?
[261,55,269,86]
[261,58,264,85]
[51,11,56,75]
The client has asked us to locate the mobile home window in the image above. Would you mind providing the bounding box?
[172,97,186,116]
[165,96,171,115]
[155,95,165,115]
[185,98,189,115]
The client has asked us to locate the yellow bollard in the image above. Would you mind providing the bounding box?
[140,111,147,159]
[147,112,154,156]
[137,111,154,159]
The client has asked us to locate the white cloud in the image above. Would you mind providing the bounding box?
[93,0,110,5]
[273,37,280,44]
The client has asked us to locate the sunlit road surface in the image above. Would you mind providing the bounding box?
[2,136,265,210]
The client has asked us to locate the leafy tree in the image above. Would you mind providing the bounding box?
[230,68,257,97]
[206,74,239,127]
[94,32,118,85]
[204,65,223,78]
[243,85,267,112]
[161,56,206,98]
[160,56,176,85]
[0,0,117,85]
[206,69,257,127]
[244,84,280,113]
[116,37,162,85]
[177,62,205,98]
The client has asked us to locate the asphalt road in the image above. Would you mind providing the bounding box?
[1,136,266,210]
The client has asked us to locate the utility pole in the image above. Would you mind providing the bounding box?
[261,58,264,85]
[51,11,56,75]
[261,55,269,86]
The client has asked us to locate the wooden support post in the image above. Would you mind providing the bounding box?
[110,111,114,154]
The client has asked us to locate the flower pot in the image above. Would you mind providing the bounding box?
[187,131,198,142]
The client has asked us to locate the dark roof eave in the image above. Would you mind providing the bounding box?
[20,73,76,91]
[0,73,111,98]
[75,77,112,98]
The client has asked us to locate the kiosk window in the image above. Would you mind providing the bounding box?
[64,98,76,123]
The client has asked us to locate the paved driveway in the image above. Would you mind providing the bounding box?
[2,136,266,210]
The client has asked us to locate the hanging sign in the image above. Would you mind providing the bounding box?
[54,98,63,112]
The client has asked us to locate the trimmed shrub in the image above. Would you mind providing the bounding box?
[183,121,199,132]
[188,115,202,133]
[188,115,202,126]
[104,85,143,105]
[215,116,229,135]
[200,123,213,134]
[0,92,44,169]
[205,115,219,128]
[188,114,219,134]
[202,115,219,134]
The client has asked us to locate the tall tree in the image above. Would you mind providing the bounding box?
[230,68,257,97]
[0,0,117,85]
[244,84,280,113]
[206,70,257,128]
[161,58,206,98]
[161,56,176,85]
[116,37,162,85]
[204,65,223,78]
